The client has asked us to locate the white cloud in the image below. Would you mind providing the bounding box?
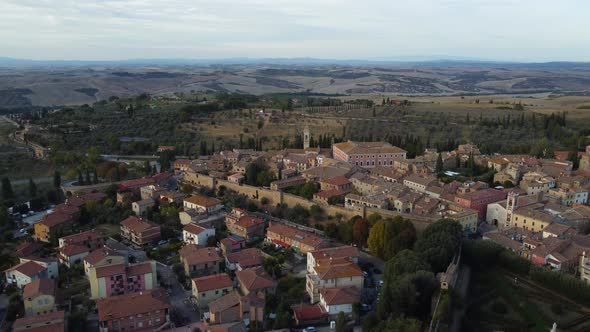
[0,0,588,61]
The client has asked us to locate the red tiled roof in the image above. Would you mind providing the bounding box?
[23,278,56,298]
[320,286,360,305]
[60,229,102,246]
[39,212,74,228]
[127,262,154,276]
[97,289,170,321]
[314,261,363,280]
[322,176,351,186]
[95,263,126,278]
[179,245,221,265]
[4,260,46,277]
[59,244,90,257]
[121,216,159,233]
[235,216,265,228]
[15,242,43,257]
[83,247,122,265]
[292,304,327,321]
[184,195,221,207]
[266,223,325,248]
[310,246,360,263]
[183,223,208,235]
[192,273,233,292]
[13,310,65,332]
[236,267,277,292]
[226,248,264,268]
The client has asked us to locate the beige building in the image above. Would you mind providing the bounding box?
[192,273,234,308]
[23,279,57,316]
[511,205,554,233]
[306,258,363,303]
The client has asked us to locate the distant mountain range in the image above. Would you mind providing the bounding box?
[1,56,589,69]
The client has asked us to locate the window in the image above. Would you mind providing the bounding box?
[215,290,219,294]
[202,293,206,297]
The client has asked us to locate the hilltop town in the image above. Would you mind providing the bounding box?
[2,91,590,332]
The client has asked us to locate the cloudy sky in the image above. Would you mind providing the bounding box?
[1,0,589,62]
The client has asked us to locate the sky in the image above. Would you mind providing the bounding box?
[1,0,589,62]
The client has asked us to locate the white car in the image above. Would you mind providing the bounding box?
[303,327,316,332]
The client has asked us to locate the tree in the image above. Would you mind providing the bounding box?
[77,170,84,185]
[336,311,347,332]
[28,178,37,197]
[352,217,370,247]
[53,171,61,188]
[1,177,14,199]
[415,219,462,272]
[436,153,443,173]
[367,220,386,258]
[368,217,416,261]
[385,250,430,280]
[93,168,99,184]
[370,317,422,332]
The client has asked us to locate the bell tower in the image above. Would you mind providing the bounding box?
[303,125,310,149]
[505,191,518,228]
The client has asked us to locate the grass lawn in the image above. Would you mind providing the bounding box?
[95,223,121,238]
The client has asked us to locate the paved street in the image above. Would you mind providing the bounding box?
[157,263,201,326]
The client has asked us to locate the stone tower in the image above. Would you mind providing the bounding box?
[505,191,519,228]
[303,125,310,149]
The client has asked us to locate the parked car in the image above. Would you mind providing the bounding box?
[303,327,316,332]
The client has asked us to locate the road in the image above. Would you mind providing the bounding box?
[157,263,201,326]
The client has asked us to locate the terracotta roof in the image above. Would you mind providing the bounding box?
[321,176,351,186]
[404,174,437,187]
[192,273,233,292]
[206,322,247,332]
[334,140,406,155]
[310,246,360,264]
[59,244,90,257]
[235,216,265,228]
[97,289,170,321]
[127,262,154,276]
[60,229,102,246]
[236,267,277,292]
[4,260,46,277]
[183,223,209,235]
[314,261,363,280]
[543,223,573,236]
[120,216,159,233]
[23,278,56,298]
[184,195,221,207]
[95,263,126,278]
[39,212,74,228]
[320,286,360,305]
[266,223,325,249]
[83,247,122,265]
[226,248,264,268]
[15,242,43,257]
[53,203,80,216]
[208,291,241,313]
[292,304,327,321]
[180,245,221,265]
[119,177,155,189]
[13,310,65,332]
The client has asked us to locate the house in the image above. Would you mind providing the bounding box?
[208,291,265,325]
[15,242,43,258]
[454,189,507,221]
[292,304,328,327]
[226,248,264,272]
[83,247,126,276]
[184,195,223,214]
[319,176,352,192]
[319,286,360,316]
[23,279,57,316]
[33,210,77,243]
[226,215,266,243]
[266,223,328,253]
[13,310,65,332]
[235,267,277,296]
[306,259,363,303]
[179,245,223,277]
[333,140,407,167]
[88,261,157,299]
[219,235,247,255]
[159,191,185,205]
[306,246,360,273]
[192,273,234,307]
[344,193,388,210]
[57,230,105,267]
[4,261,48,288]
[227,173,245,184]
[205,321,248,332]
[183,223,215,246]
[131,198,155,217]
[403,174,437,193]
[97,289,171,332]
[512,206,555,233]
[120,216,161,246]
[173,159,192,172]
